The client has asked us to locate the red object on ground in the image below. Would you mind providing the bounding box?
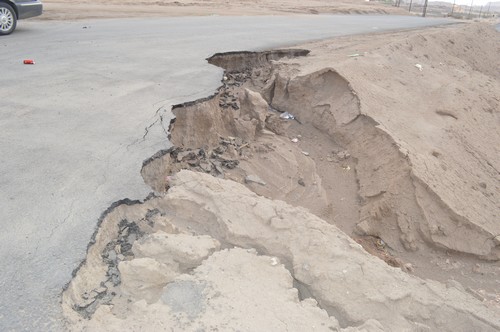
[23,59,35,64]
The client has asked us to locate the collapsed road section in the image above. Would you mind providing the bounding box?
[62,23,500,331]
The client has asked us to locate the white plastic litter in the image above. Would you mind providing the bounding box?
[270,257,279,266]
[280,112,295,120]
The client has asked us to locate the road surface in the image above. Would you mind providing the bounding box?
[0,15,452,331]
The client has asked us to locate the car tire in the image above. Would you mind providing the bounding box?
[0,2,17,36]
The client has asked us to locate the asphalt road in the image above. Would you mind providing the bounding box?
[0,15,452,331]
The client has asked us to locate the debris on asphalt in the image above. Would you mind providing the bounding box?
[218,70,251,110]
[144,137,243,182]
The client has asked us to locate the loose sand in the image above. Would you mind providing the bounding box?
[45,0,500,329]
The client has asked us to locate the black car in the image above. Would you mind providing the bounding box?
[0,0,42,35]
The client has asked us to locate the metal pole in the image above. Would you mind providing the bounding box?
[422,0,429,17]
[409,0,413,12]
[468,0,473,19]
[451,0,455,15]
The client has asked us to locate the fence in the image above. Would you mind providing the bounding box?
[390,0,498,19]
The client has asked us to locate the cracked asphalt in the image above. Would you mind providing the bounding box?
[0,15,452,330]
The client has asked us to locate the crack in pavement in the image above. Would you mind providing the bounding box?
[127,106,170,150]
[8,200,76,288]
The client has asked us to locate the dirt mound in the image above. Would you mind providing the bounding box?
[148,22,500,300]
[62,23,500,330]
[62,171,500,331]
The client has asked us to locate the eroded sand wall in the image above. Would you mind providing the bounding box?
[62,171,500,331]
[63,23,500,331]
[168,46,499,260]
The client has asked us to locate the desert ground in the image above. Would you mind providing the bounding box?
[38,0,408,20]
[8,0,500,330]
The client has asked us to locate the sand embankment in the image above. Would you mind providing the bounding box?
[62,23,500,330]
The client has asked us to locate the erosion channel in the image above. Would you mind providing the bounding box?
[63,23,500,331]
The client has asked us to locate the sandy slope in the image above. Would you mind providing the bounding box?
[165,22,500,262]
[264,22,500,297]
[62,22,500,330]
[162,21,499,303]
[63,170,500,331]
